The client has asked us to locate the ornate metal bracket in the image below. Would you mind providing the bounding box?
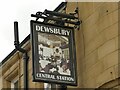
[31,8,81,30]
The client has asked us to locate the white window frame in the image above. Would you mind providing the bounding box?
[11,76,18,89]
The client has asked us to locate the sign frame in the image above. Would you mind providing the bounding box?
[30,20,77,86]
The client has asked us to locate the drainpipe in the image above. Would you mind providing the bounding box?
[14,21,29,90]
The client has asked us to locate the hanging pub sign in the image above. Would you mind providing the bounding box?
[30,20,77,86]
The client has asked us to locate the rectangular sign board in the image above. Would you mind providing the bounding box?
[30,20,77,86]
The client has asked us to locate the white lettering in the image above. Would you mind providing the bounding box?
[35,25,70,36]
[56,75,74,81]
[36,73,56,79]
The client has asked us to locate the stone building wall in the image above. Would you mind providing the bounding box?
[0,41,44,89]
[66,2,119,88]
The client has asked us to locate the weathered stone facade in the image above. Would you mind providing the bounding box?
[66,2,119,89]
[0,2,119,89]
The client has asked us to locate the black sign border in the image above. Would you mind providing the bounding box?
[30,20,77,86]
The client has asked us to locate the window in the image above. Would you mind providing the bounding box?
[44,83,51,90]
[44,83,59,90]
[44,83,66,90]
[11,76,18,90]
[14,80,18,89]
